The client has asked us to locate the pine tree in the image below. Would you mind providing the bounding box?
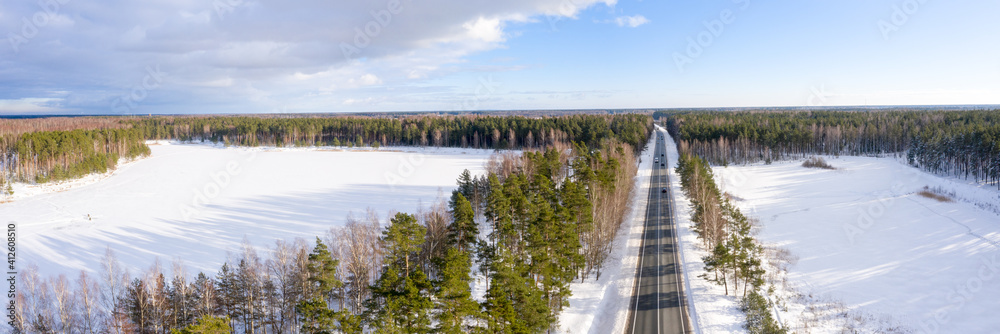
[433,248,478,334]
[432,194,481,333]
[479,173,508,281]
[215,263,240,331]
[456,170,475,200]
[701,243,732,295]
[447,192,478,253]
[365,213,433,333]
[171,315,231,334]
[558,178,590,278]
[123,278,152,332]
[190,273,216,319]
[296,297,339,334]
[297,238,346,334]
[306,238,341,299]
[481,247,552,334]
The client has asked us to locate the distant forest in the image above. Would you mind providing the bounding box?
[8,114,653,333]
[659,109,1000,188]
[0,114,651,184]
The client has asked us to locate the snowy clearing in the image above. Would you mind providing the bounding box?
[3,142,492,280]
[664,127,746,333]
[713,155,1000,333]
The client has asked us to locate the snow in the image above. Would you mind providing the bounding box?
[2,142,493,281]
[712,155,1000,333]
[557,125,746,334]
[663,127,746,333]
[556,129,656,334]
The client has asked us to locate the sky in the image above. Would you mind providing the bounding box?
[0,0,998,114]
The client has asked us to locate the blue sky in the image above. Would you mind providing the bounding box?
[1,0,998,114]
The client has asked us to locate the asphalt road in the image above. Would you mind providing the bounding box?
[626,134,692,334]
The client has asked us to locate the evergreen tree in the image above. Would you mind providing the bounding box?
[297,238,346,333]
[447,192,478,253]
[306,238,341,299]
[365,213,433,333]
[433,248,479,334]
[701,243,733,295]
[456,170,475,200]
[171,315,232,334]
[190,272,217,319]
[432,193,481,334]
[481,247,552,334]
[215,263,240,331]
[123,278,152,333]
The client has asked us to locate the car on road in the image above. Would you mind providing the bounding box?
[661,163,665,167]
[661,187,667,193]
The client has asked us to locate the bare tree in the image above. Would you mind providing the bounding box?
[77,271,102,334]
[33,276,56,332]
[169,258,192,330]
[191,272,216,320]
[238,239,265,334]
[418,196,450,277]
[265,239,303,334]
[52,274,77,333]
[325,228,348,311]
[100,247,130,334]
[145,259,169,334]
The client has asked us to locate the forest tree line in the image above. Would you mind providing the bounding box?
[132,114,650,153]
[10,126,652,333]
[0,114,652,185]
[660,109,1000,188]
[674,153,785,333]
[0,128,151,184]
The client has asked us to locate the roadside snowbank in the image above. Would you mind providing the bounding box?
[664,126,746,333]
[557,130,656,334]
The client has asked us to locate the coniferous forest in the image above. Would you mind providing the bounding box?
[7,113,652,333]
[660,109,1000,188]
[0,114,650,186]
[662,108,1000,333]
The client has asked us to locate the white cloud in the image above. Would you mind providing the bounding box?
[464,17,505,43]
[0,98,63,113]
[615,15,649,28]
[0,0,617,112]
[196,77,235,87]
[351,73,382,86]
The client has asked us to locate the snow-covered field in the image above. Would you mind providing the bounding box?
[713,155,1000,332]
[665,128,745,333]
[3,142,492,281]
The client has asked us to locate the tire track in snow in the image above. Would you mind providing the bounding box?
[905,196,1000,250]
